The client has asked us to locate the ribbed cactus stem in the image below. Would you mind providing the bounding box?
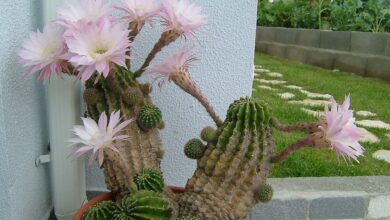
[104,149,132,180]
[135,30,180,77]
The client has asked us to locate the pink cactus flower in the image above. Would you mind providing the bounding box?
[159,0,207,37]
[64,19,131,81]
[145,47,196,87]
[18,23,69,81]
[316,96,365,162]
[68,111,133,167]
[57,0,112,26]
[116,0,160,29]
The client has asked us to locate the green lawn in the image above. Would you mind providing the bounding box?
[253,52,390,177]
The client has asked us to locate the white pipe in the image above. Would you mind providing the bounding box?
[43,1,87,220]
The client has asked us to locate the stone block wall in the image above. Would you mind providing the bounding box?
[256,27,390,82]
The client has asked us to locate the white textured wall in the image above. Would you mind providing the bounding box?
[0,1,52,220]
[87,0,258,189]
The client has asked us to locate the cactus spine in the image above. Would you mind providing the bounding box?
[138,105,162,130]
[134,168,165,193]
[256,184,273,203]
[178,97,276,219]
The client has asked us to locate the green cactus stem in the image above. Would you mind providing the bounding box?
[200,126,217,143]
[113,190,171,220]
[256,184,273,203]
[184,139,206,159]
[138,105,162,130]
[134,168,165,193]
[83,201,116,220]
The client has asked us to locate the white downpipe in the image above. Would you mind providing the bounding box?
[43,1,87,220]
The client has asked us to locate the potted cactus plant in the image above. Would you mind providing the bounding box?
[18,0,365,219]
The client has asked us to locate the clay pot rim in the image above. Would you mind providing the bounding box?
[73,186,185,220]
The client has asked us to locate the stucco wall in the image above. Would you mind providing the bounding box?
[87,0,258,189]
[0,1,52,220]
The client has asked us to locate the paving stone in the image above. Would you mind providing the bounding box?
[306,48,336,69]
[278,92,295,100]
[368,195,390,219]
[284,85,304,90]
[266,72,283,78]
[309,197,367,219]
[355,120,390,130]
[296,28,320,47]
[356,111,377,117]
[301,108,324,117]
[372,150,390,164]
[334,52,368,76]
[288,99,331,107]
[267,43,287,58]
[275,27,298,44]
[299,90,331,99]
[357,127,379,144]
[250,198,308,220]
[257,85,278,91]
[254,68,270,73]
[256,26,276,41]
[255,41,268,53]
[351,32,387,56]
[257,79,286,85]
[366,56,390,82]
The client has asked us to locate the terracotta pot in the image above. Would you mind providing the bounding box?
[73,186,185,220]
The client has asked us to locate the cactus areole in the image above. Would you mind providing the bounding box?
[18,0,365,219]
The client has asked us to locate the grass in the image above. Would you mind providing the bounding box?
[253,52,390,178]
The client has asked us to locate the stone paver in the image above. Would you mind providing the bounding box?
[299,89,332,99]
[301,108,324,117]
[278,92,295,100]
[257,85,278,91]
[257,79,286,85]
[266,72,283,78]
[254,68,270,73]
[288,99,332,107]
[357,127,380,144]
[284,85,304,90]
[368,195,390,219]
[356,120,390,130]
[356,111,377,117]
[373,150,390,163]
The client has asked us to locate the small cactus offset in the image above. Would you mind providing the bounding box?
[83,88,101,105]
[200,126,217,143]
[113,190,171,220]
[134,168,165,193]
[138,105,162,130]
[83,201,116,220]
[184,139,206,159]
[256,184,273,203]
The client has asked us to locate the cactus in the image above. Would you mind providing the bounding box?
[138,105,162,130]
[256,184,273,203]
[178,97,276,219]
[83,201,116,220]
[122,87,143,106]
[200,126,217,143]
[85,71,164,199]
[134,168,165,193]
[113,190,171,220]
[184,139,206,159]
[140,83,153,95]
[83,88,101,105]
